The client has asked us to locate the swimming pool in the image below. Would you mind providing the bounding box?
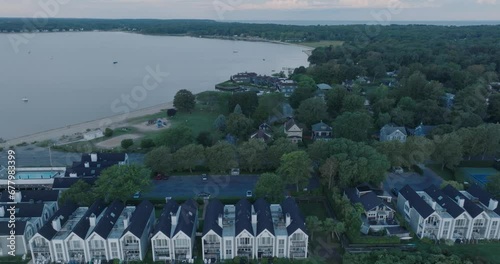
[16,171,59,180]
[470,174,489,185]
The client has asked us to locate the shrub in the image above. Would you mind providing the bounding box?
[121,139,134,150]
[104,128,114,137]
[140,138,155,149]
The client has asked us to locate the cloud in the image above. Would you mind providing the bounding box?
[236,0,443,10]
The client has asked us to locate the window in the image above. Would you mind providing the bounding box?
[111,242,117,250]
[444,221,450,228]
[279,239,285,247]
[278,248,284,255]
[175,239,189,247]
[226,249,232,255]
[455,219,465,227]
[474,219,485,227]
[443,230,448,237]
[72,241,81,249]
[239,237,250,245]
[291,233,304,241]
[260,237,271,245]
[492,221,498,227]
[156,239,168,247]
[206,234,218,243]
[125,236,138,244]
[404,204,410,213]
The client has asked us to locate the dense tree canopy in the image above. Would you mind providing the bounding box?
[173,89,196,112]
[94,165,152,202]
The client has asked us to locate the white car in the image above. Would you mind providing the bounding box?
[246,190,253,197]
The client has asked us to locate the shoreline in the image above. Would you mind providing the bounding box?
[1,102,173,148]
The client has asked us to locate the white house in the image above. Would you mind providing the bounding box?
[380,124,407,142]
[118,200,154,262]
[171,200,198,261]
[234,199,255,259]
[29,203,79,264]
[284,118,303,143]
[151,200,179,261]
[254,199,275,259]
[201,200,224,262]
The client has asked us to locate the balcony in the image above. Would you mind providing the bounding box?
[290,241,306,247]
[31,246,50,253]
[123,244,140,250]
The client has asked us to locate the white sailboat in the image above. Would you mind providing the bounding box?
[22,97,29,102]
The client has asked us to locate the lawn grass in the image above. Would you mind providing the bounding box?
[441,242,500,263]
[427,164,455,181]
[169,106,219,137]
[298,201,328,220]
[301,40,344,48]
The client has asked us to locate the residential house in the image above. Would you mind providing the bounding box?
[29,203,78,264]
[311,121,333,141]
[345,185,397,233]
[250,129,273,143]
[57,200,106,263]
[284,118,303,143]
[465,185,500,239]
[235,199,255,259]
[0,203,54,256]
[119,200,155,261]
[0,190,59,217]
[317,83,332,91]
[254,199,275,258]
[171,200,198,261]
[201,200,224,262]
[151,200,179,261]
[86,200,126,261]
[379,124,407,142]
[281,198,308,259]
[408,123,435,137]
[277,80,298,97]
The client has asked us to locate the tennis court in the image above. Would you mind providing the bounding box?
[459,167,499,186]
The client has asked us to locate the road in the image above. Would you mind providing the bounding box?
[383,166,443,195]
[145,174,260,199]
[0,145,144,167]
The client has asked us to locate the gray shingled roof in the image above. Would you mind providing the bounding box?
[235,199,253,236]
[203,200,224,237]
[442,185,483,218]
[399,185,434,219]
[281,197,307,235]
[311,121,332,132]
[254,198,275,236]
[0,221,27,235]
[345,188,388,212]
[0,203,45,218]
[173,199,198,237]
[153,200,179,237]
[424,185,465,218]
[122,200,154,238]
[0,190,59,203]
[71,200,106,239]
[37,203,78,240]
[92,200,125,239]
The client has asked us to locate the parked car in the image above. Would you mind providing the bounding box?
[155,174,167,180]
[197,192,211,199]
[202,174,208,181]
[231,168,240,176]
[246,190,253,197]
[393,166,404,174]
[391,188,399,197]
[133,191,141,199]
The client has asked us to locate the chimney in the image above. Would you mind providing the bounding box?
[431,200,437,210]
[285,213,291,227]
[52,217,62,231]
[488,199,499,211]
[84,162,90,168]
[0,206,5,217]
[14,191,22,203]
[69,173,77,178]
[90,153,98,162]
[89,213,96,227]
[171,212,178,226]
[123,215,129,229]
[456,197,465,208]
[218,214,223,228]
[251,212,257,224]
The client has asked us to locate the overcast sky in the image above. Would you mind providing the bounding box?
[0,0,498,21]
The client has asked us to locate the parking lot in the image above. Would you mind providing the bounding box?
[383,166,443,195]
[145,174,260,199]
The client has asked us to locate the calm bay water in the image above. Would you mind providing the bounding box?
[0,32,308,140]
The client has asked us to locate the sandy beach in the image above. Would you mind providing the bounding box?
[1,102,173,148]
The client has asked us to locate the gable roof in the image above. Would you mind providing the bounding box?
[0,221,27,236]
[0,190,59,203]
[284,118,299,131]
[466,184,494,208]
[311,121,332,132]
[281,197,307,235]
[235,199,253,236]
[71,200,106,239]
[399,185,434,219]
[173,199,198,237]
[37,203,78,240]
[409,124,435,137]
[254,198,275,236]
[250,130,272,141]
[380,124,407,140]
[203,200,224,237]
[122,200,154,238]
[153,200,179,237]
[345,188,388,212]
[424,185,465,218]
[317,83,332,90]
[442,185,483,218]
[0,203,45,218]
[92,200,125,239]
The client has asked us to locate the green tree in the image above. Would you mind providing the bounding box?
[374,140,405,168]
[173,89,196,112]
[252,93,286,123]
[59,180,96,206]
[289,86,316,109]
[213,114,226,132]
[305,216,322,239]
[266,138,298,170]
[104,128,113,137]
[277,151,311,192]
[196,131,213,147]
[325,87,348,117]
[233,104,243,114]
[94,164,151,202]
[440,180,464,190]
[121,139,133,150]
[238,139,267,172]
[403,136,435,167]
[156,125,194,152]
[432,133,463,170]
[342,94,365,113]
[296,97,329,127]
[488,93,500,123]
[205,141,238,174]
[333,111,373,142]
[254,173,284,203]
[319,156,339,190]
[486,174,500,199]
[228,92,258,116]
[226,113,254,139]
[174,144,205,172]
[144,146,175,175]
[323,218,345,239]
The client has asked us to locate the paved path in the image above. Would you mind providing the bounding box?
[145,174,260,199]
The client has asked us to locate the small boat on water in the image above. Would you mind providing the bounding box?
[22,97,28,102]
[233,51,238,53]
[113,61,118,64]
